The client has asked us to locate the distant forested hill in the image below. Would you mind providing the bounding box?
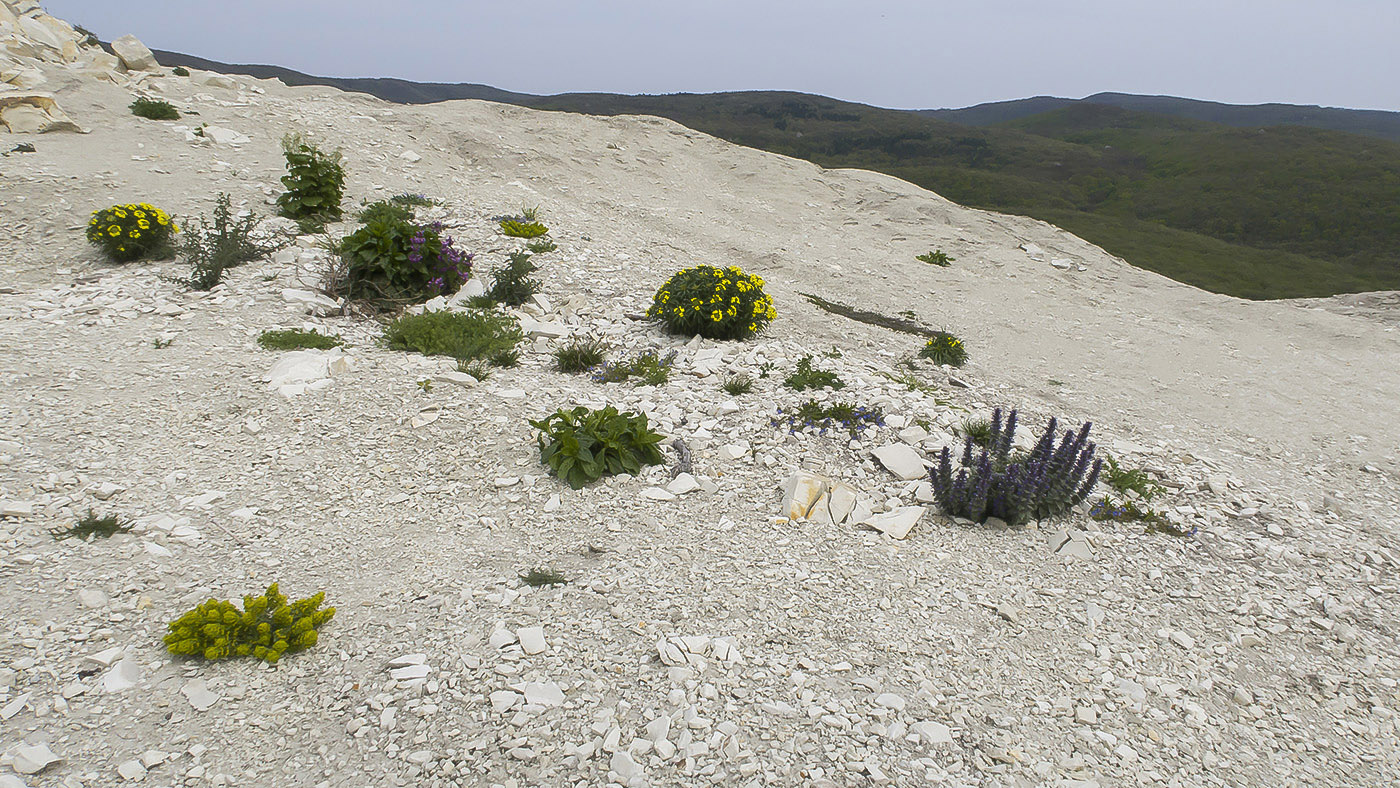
[153,49,1400,299]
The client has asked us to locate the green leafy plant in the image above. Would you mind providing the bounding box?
[591,349,674,386]
[526,238,558,254]
[356,199,414,225]
[520,568,569,587]
[171,193,278,290]
[163,583,335,664]
[258,328,343,351]
[486,250,541,306]
[86,202,177,263]
[383,309,523,361]
[499,219,549,238]
[722,373,753,396]
[919,332,967,367]
[917,250,953,266]
[962,416,993,448]
[489,347,520,368]
[530,406,666,489]
[171,66,190,77]
[519,205,542,222]
[390,193,437,208]
[1101,454,1164,501]
[879,368,940,396]
[784,355,844,391]
[152,337,174,349]
[334,216,472,303]
[130,97,179,120]
[648,264,775,340]
[774,400,884,438]
[555,337,608,373]
[276,134,345,222]
[417,378,433,394]
[53,509,132,541]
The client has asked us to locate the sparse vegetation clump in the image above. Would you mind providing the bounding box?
[334,215,473,304]
[171,193,278,290]
[591,349,674,386]
[961,416,993,448]
[775,400,884,438]
[919,331,967,367]
[930,407,1102,526]
[722,373,754,396]
[54,509,132,541]
[276,134,345,223]
[382,309,523,362]
[783,355,844,391]
[86,202,177,263]
[391,193,437,208]
[520,568,569,587]
[531,406,666,489]
[526,238,558,254]
[555,337,608,373]
[258,328,343,351]
[499,219,549,238]
[356,199,415,225]
[171,66,190,77]
[917,250,953,266]
[648,264,775,340]
[163,583,335,664]
[485,250,542,306]
[130,97,179,120]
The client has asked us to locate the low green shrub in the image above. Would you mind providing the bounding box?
[784,355,844,391]
[917,250,953,266]
[648,264,775,340]
[383,308,523,361]
[1101,454,1164,501]
[930,408,1102,526]
[171,193,277,290]
[130,97,179,120]
[555,337,608,373]
[486,250,541,306]
[335,217,473,303]
[258,328,342,351]
[163,583,335,664]
[86,202,177,263]
[276,134,345,221]
[774,400,885,438]
[526,238,558,254]
[919,332,967,367]
[53,509,132,541]
[171,66,190,77]
[531,406,666,489]
[520,568,568,586]
[591,349,674,386]
[356,199,414,225]
[390,193,437,208]
[500,219,549,238]
[722,373,754,396]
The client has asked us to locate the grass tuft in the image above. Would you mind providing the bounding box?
[520,568,569,587]
[555,337,608,373]
[258,328,343,351]
[54,509,133,541]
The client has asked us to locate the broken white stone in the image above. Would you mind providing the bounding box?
[12,743,60,774]
[871,444,927,480]
[202,125,250,146]
[874,693,907,711]
[101,657,142,693]
[0,692,30,720]
[718,443,749,461]
[0,499,34,517]
[518,318,568,338]
[826,482,858,524]
[116,758,146,781]
[390,664,431,681]
[860,506,924,539]
[399,149,422,163]
[93,481,124,500]
[781,471,828,520]
[181,679,220,711]
[666,473,701,495]
[610,751,643,780]
[490,690,520,713]
[265,349,351,397]
[912,720,954,745]
[642,486,677,501]
[111,34,158,70]
[517,626,547,655]
[523,681,565,707]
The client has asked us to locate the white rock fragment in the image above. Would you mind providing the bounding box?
[517,626,548,655]
[390,664,431,681]
[181,679,220,711]
[101,657,142,693]
[912,720,954,745]
[399,150,422,163]
[12,743,60,774]
[265,349,352,397]
[871,444,926,480]
[781,471,827,520]
[610,751,644,780]
[860,506,924,539]
[642,486,677,501]
[490,690,521,713]
[0,500,34,518]
[111,34,158,70]
[116,758,146,781]
[873,692,907,711]
[666,472,701,495]
[523,681,565,707]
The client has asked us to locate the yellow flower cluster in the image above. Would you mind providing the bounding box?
[85,202,178,262]
[648,264,776,340]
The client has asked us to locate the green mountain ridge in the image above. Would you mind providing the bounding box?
[150,49,1400,300]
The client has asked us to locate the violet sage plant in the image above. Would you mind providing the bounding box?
[930,407,1102,526]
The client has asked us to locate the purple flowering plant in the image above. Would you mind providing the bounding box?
[336,215,473,304]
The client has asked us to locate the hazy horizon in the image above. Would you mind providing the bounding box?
[44,0,1400,113]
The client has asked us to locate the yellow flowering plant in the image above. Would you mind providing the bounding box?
[919,331,968,367]
[647,264,776,340]
[85,202,177,262]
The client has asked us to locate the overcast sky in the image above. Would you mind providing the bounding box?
[45,0,1400,111]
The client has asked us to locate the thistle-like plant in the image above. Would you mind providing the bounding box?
[930,407,1102,526]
